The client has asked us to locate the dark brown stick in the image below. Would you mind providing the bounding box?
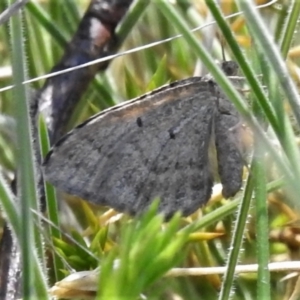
[0,225,21,300]
[38,0,134,144]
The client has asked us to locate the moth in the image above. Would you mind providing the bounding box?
[43,62,243,218]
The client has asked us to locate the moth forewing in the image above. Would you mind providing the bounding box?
[43,71,244,217]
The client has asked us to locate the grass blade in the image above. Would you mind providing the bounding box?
[9,3,48,298]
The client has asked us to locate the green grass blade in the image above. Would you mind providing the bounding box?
[26,1,67,48]
[0,173,20,237]
[238,1,300,207]
[253,145,270,299]
[9,4,48,298]
[218,170,254,300]
[39,115,65,282]
[280,0,300,58]
[10,7,35,298]
[205,0,279,133]
[239,2,300,128]
[116,0,150,45]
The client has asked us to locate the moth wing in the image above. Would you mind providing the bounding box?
[214,89,243,198]
[43,79,215,217]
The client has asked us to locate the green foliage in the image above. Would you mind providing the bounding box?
[98,201,188,299]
